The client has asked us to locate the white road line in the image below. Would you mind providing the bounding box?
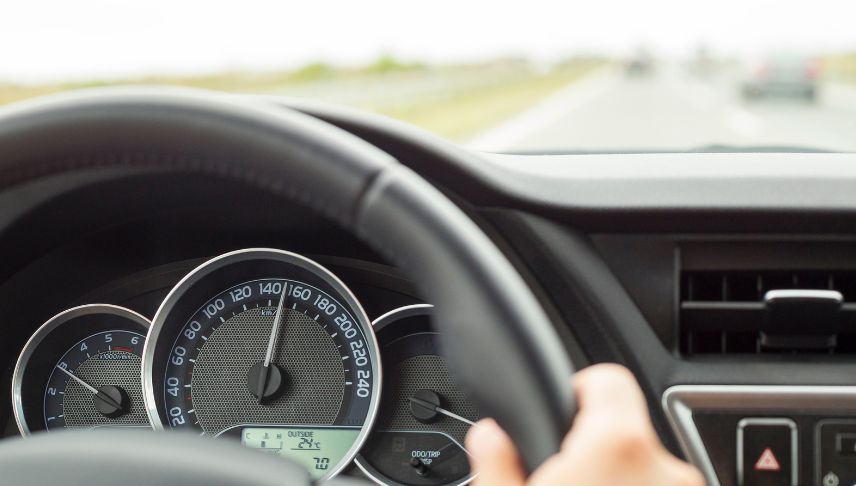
[466,67,619,152]
[723,106,762,137]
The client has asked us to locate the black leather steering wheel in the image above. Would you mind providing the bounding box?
[0,89,575,484]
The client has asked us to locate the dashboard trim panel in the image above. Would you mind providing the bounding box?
[662,384,856,486]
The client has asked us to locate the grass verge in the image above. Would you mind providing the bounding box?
[0,60,601,142]
[377,63,599,140]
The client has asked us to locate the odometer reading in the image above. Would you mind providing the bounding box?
[241,426,361,480]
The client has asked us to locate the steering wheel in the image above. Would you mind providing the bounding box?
[0,89,575,485]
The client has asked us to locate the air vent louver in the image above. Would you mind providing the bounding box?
[680,270,856,355]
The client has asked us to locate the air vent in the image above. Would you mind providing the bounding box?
[680,270,856,355]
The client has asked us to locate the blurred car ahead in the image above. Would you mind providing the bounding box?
[741,53,822,101]
[625,48,655,77]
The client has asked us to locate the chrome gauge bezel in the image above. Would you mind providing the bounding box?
[142,248,382,480]
[355,304,476,486]
[12,304,152,436]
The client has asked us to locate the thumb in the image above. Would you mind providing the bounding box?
[466,419,526,486]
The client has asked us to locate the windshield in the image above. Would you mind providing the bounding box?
[2,0,855,153]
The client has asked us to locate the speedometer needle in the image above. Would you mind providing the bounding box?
[257,285,287,403]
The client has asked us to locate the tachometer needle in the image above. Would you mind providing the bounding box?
[408,396,476,426]
[257,285,287,403]
[56,365,127,416]
[56,365,99,394]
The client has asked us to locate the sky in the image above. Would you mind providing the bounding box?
[2,0,856,84]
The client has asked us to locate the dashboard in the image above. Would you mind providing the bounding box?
[0,146,478,483]
[2,93,856,485]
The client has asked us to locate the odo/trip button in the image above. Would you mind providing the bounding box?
[736,418,797,486]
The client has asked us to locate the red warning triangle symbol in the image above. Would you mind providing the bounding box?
[754,448,781,471]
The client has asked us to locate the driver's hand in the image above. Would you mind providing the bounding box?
[466,364,705,486]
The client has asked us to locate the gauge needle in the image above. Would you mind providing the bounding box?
[257,285,287,403]
[55,365,125,412]
[56,365,99,394]
[408,396,476,426]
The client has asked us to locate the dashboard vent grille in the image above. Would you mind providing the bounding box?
[680,270,856,355]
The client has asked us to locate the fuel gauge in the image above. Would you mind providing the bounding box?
[355,305,478,486]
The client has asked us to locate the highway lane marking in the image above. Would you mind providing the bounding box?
[665,69,764,139]
[466,66,620,152]
[723,106,762,137]
[663,70,763,138]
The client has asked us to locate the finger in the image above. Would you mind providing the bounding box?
[574,363,649,417]
[466,419,526,486]
[563,364,654,450]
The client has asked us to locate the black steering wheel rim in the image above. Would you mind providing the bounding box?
[0,88,574,482]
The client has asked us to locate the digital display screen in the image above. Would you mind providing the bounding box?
[241,427,360,479]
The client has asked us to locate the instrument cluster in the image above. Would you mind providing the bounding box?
[7,248,478,486]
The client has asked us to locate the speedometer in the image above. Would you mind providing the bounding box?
[143,249,381,480]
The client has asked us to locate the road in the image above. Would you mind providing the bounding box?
[467,66,856,153]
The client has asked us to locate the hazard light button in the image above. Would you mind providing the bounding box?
[737,418,797,486]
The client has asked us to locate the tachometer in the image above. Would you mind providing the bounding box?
[12,304,151,434]
[143,248,380,480]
